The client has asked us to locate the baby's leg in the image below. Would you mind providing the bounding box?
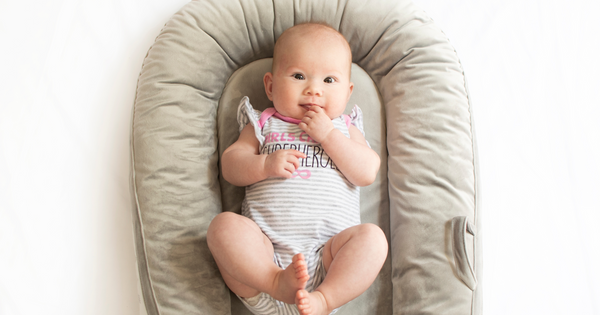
[295,223,388,315]
[207,212,310,304]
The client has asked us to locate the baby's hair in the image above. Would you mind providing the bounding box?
[272,22,353,74]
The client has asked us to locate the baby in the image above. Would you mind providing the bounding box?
[207,23,388,315]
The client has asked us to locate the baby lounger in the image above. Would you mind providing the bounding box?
[130,0,482,314]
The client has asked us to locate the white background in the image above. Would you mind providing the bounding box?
[1,0,598,314]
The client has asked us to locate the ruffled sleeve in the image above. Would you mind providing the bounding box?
[236,96,265,146]
[348,105,371,148]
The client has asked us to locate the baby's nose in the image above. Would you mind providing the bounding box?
[304,82,322,96]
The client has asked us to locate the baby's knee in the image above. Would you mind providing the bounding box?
[359,224,388,254]
[357,223,385,238]
[207,212,241,245]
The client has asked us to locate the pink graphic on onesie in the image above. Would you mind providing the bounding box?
[292,169,311,179]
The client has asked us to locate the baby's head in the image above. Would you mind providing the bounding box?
[264,23,354,120]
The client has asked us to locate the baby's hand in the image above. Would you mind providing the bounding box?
[299,106,335,143]
[264,149,306,179]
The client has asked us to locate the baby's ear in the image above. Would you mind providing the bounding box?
[264,72,274,101]
[347,81,354,100]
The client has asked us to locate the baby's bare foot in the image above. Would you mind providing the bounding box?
[295,289,330,315]
[271,253,310,304]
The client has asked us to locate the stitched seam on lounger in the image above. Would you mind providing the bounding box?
[452,38,479,315]
[131,63,161,315]
[240,4,256,59]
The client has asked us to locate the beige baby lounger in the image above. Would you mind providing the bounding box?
[130,0,482,314]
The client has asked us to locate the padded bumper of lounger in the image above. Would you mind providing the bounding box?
[130,0,481,314]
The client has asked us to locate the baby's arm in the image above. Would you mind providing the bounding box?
[299,106,380,187]
[222,124,306,186]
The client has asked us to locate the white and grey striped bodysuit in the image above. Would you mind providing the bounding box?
[236,97,365,315]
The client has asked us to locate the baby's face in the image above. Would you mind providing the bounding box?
[264,32,353,120]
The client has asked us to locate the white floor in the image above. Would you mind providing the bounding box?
[1,0,599,314]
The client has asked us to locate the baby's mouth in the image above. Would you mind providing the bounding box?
[300,103,319,110]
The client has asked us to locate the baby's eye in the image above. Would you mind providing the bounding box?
[324,77,336,83]
[293,73,305,80]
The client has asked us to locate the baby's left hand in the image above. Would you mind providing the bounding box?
[299,106,335,143]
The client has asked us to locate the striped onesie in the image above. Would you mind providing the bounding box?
[236,97,365,315]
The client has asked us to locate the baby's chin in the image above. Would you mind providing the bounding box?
[272,106,304,119]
